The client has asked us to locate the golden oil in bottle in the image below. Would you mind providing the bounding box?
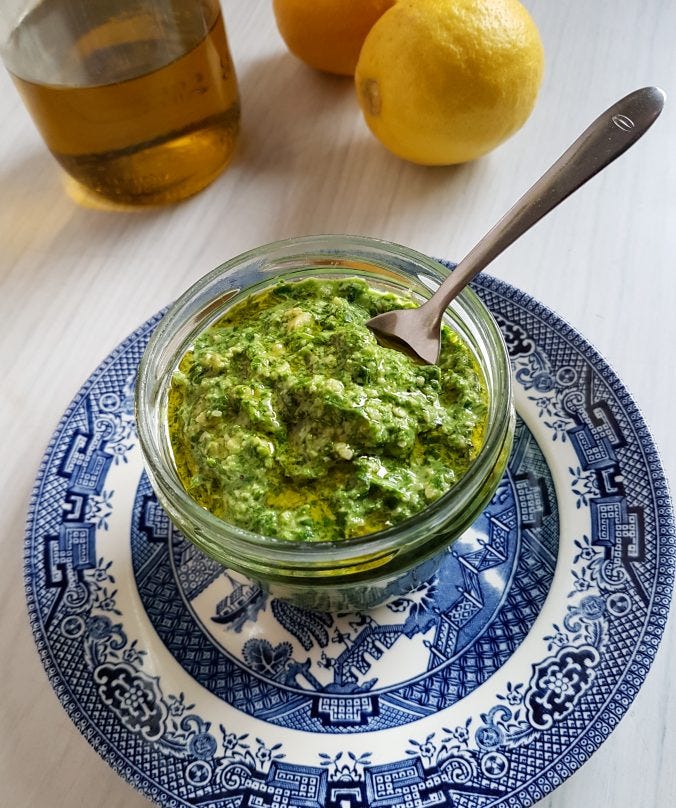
[7,0,240,205]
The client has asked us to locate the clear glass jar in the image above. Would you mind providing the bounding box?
[1,0,240,206]
[136,235,515,611]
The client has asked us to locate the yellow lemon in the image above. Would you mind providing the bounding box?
[355,0,544,164]
[272,0,396,76]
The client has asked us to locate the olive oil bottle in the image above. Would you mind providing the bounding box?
[5,0,240,205]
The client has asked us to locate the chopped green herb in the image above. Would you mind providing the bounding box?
[169,278,488,541]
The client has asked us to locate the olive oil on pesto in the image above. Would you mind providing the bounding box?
[168,278,488,541]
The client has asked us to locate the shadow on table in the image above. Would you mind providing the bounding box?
[231,52,483,242]
[0,149,174,278]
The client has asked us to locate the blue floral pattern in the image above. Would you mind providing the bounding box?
[94,662,168,742]
[525,646,601,731]
[24,275,675,808]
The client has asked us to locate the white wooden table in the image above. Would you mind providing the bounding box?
[1,1,674,805]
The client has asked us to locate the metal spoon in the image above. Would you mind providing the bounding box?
[367,86,665,364]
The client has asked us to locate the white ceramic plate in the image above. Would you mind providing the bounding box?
[25,272,675,808]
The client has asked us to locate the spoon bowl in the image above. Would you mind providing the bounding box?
[366,300,443,365]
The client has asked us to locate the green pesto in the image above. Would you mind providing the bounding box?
[168,278,488,541]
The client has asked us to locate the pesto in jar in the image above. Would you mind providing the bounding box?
[168,278,488,541]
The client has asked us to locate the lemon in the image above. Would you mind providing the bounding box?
[272,0,395,76]
[355,0,544,164]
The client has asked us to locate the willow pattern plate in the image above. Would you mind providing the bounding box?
[25,271,675,808]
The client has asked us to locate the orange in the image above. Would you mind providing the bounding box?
[355,0,545,164]
[272,0,396,76]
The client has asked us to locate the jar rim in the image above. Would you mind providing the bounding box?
[135,234,513,567]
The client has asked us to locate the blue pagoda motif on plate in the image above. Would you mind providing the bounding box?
[131,415,559,732]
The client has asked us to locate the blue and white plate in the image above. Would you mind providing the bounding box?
[25,273,675,808]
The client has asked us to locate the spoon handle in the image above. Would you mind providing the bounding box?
[426,86,665,314]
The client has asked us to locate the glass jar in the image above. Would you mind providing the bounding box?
[1,0,240,206]
[136,235,515,611]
